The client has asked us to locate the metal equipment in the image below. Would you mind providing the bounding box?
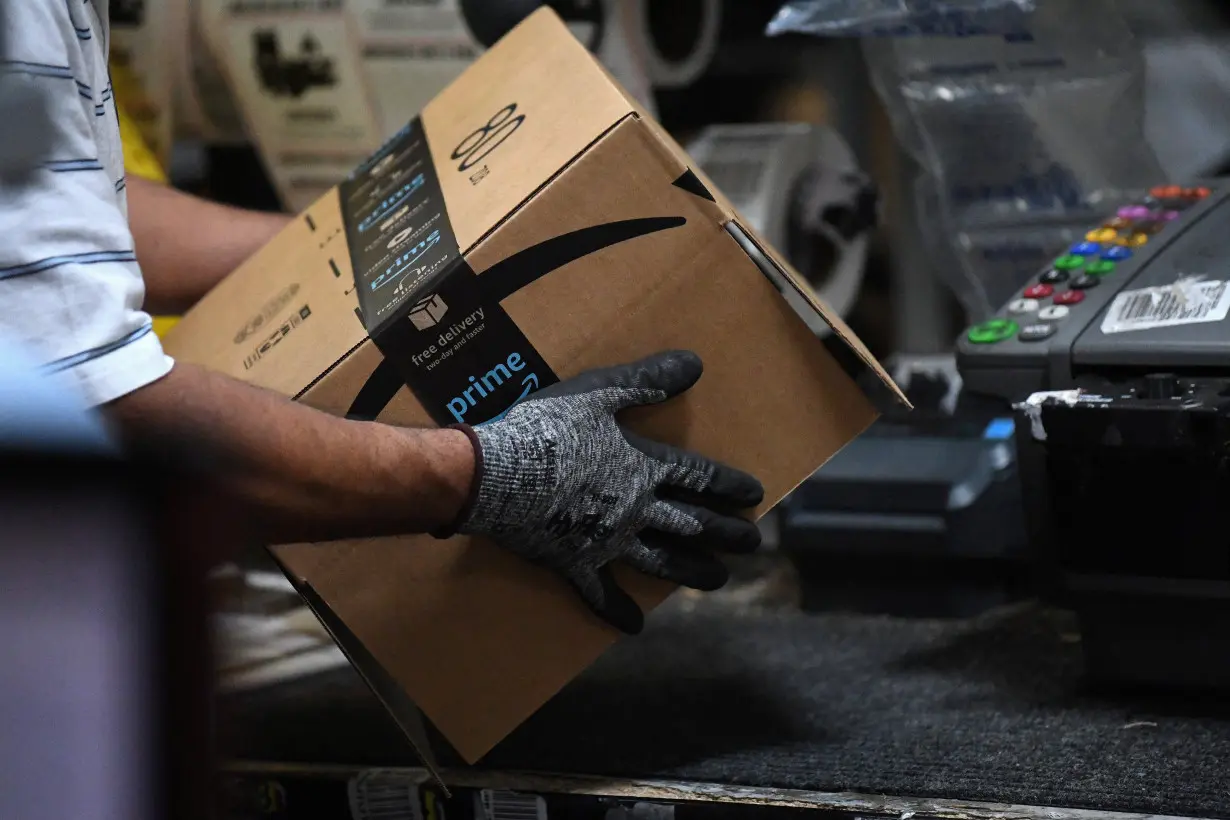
[781,356,1029,618]
[957,181,1230,689]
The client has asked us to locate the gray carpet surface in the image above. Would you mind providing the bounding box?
[218,605,1230,818]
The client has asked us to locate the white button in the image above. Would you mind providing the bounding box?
[1038,305,1069,321]
[1008,298,1039,314]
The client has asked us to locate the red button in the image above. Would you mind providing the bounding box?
[1024,284,1054,299]
[1194,186,1211,199]
[1054,290,1085,305]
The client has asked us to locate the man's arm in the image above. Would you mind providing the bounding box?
[106,362,476,546]
[1,0,474,559]
[126,176,292,315]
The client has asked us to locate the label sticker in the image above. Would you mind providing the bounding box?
[1101,278,1230,334]
[475,790,547,820]
[348,769,425,820]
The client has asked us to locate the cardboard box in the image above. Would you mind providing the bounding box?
[164,7,905,775]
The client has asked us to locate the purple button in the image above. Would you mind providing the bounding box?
[1161,210,1181,221]
[1118,206,1150,219]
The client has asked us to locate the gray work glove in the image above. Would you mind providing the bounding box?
[441,350,764,634]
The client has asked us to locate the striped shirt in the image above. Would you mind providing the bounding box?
[0,0,172,407]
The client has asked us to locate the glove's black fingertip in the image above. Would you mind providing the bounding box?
[706,466,765,510]
[640,349,703,397]
[592,566,645,635]
[690,514,760,555]
[666,349,703,374]
[723,517,763,554]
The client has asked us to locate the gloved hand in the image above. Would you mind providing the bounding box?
[443,350,764,634]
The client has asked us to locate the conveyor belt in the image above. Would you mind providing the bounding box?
[218,602,1230,818]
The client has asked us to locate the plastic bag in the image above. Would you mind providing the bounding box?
[767,0,1166,322]
[766,0,1035,38]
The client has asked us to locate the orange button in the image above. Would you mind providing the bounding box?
[1195,186,1212,198]
[1150,185,1174,198]
[1114,232,1149,248]
[1105,217,1132,230]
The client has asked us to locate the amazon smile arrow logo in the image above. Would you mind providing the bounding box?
[346,215,686,423]
[474,373,540,427]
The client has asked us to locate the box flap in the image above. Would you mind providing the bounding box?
[278,571,450,797]
[419,7,635,253]
[729,218,911,408]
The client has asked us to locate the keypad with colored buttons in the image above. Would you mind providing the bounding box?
[958,183,1215,350]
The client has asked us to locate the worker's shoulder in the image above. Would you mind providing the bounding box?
[2,0,106,63]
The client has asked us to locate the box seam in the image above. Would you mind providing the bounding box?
[726,217,910,407]
[293,335,371,404]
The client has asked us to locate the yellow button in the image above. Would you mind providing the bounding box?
[1113,232,1149,248]
[1087,228,1118,242]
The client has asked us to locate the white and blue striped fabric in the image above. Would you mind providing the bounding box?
[0,0,172,407]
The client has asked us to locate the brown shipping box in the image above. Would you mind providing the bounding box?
[164,8,906,770]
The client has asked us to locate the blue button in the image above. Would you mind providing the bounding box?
[1071,241,1101,255]
[983,418,1015,441]
[1102,246,1132,261]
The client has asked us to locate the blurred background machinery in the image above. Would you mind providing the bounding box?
[120,0,1230,352]
[98,0,1230,684]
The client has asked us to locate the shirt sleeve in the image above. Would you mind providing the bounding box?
[0,0,173,408]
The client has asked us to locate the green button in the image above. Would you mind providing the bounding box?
[1054,254,1086,270]
[1086,259,1116,276]
[967,319,1019,345]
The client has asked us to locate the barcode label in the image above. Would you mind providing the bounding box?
[475,789,547,820]
[1101,280,1230,334]
[348,770,426,820]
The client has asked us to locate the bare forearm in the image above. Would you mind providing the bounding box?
[104,363,475,551]
[127,176,293,315]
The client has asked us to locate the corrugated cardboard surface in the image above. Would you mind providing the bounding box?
[164,8,898,765]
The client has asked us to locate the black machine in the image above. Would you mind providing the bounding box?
[956,182,1230,689]
[781,359,1030,618]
